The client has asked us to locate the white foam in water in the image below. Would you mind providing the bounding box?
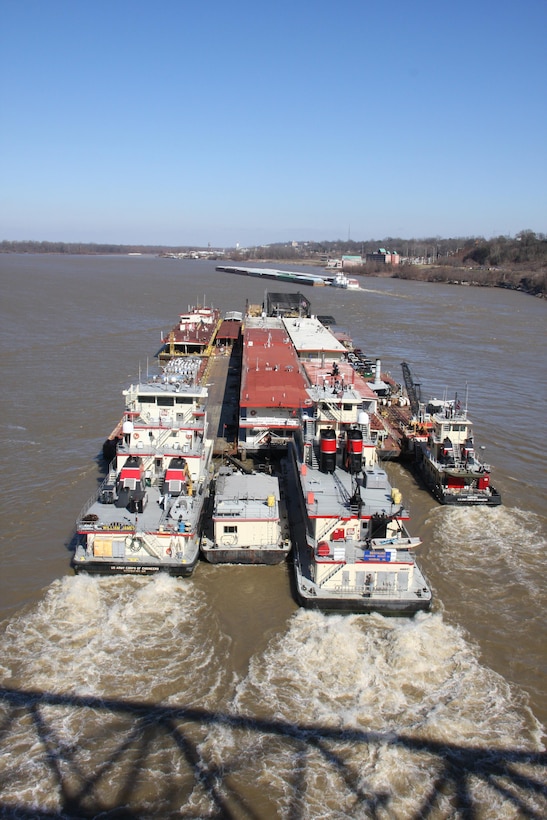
[0,578,544,817]
[0,573,234,815]
[436,504,546,568]
[430,504,547,637]
[1,573,233,701]
[197,610,545,819]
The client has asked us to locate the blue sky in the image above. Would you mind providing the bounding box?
[1,0,546,247]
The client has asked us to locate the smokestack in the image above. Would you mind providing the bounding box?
[374,359,382,386]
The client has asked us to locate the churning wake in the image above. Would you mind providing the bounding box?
[0,574,544,818]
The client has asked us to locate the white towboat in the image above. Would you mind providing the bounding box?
[399,364,501,506]
[404,397,502,506]
[73,359,214,576]
[326,272,361,289]
[288,425,432,615]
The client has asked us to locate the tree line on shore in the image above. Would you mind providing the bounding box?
[392,261,545,297]
[1,231,545,297]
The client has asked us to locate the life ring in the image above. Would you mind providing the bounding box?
[134,433,139,440]
[250,410,256,416]
[166,547,172,556]
[129,537,142,553]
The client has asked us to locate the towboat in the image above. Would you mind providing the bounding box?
[72,359,214,576]
[288,424,432,615]
[200,466,291,564]
[405,398,502,506]
[329,272,349,288]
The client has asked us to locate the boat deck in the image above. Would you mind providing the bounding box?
[204,347,242,455]
[77,480,205,536]
[299,457,410,523]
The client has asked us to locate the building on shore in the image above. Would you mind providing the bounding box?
[365,248,400,265]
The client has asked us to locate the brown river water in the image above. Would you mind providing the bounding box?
[0,254,545,817]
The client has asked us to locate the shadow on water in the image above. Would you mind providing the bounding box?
[0,687,545,818]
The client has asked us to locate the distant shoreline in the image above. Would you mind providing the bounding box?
[253,258,546,299]
[1,249,544,298]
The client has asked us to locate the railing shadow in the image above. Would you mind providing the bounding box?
[0,686,545,818]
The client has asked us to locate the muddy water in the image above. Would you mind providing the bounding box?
[0,254,545,817]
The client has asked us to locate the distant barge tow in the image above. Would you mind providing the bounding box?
[216,265,328,287]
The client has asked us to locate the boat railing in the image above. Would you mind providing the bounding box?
[135,413,205,431]
[75,471,116,526]
[319,401,344,422]
[244,415,300,428]
[118,441,200,461]
[117,425,203,456]
[135,425,177,452]
[242,428,299,451]
[332,581,409,596]
[313,516,346,544]
[139,533,163,560]
[318,563,344,587]
[428,448,489,474]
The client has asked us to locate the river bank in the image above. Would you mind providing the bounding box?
[240,257,546,298]
[3,240,545,297]
[394,263,546,298]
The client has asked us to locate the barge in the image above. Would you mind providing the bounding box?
[158,304,221,364]
[216,265,328,286]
